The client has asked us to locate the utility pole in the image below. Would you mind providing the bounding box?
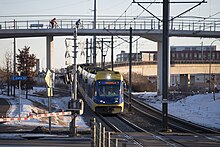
[99,38,110,69]
[13,19,16,97]
[136,38,138,62]
[85,38,89,64]
[101,38,104,68]
[133,0,207,132]
[90,38,93,64]
[111,36,114,71]
[128,27,132,112]
[162,0,169,132]
[13,37,16,97]
[93,0,97,66]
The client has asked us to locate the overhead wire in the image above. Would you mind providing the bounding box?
[104,0,156,49]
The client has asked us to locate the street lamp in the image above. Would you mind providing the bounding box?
[209,39,220,95]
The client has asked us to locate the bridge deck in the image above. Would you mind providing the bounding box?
[0,15,220,39]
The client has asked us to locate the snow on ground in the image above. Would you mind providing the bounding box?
[132,92,220,129]
[1,87,220,130]
[0,87,89,129]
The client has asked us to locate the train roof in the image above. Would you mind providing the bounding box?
[79,64,108,74]
[96,70,122,80]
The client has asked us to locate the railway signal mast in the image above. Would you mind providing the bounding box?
[65,20,84,137]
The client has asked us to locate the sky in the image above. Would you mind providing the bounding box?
[0,87,219,139]
[0,0,220,69]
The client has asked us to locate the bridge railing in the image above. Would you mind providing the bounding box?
[0,15,220,31]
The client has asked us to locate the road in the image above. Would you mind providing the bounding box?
[0,136,90,147]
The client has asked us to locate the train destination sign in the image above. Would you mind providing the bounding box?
[99,81,119,85]
[11,76,27,81]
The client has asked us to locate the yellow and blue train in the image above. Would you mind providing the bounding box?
[77,64,124,114]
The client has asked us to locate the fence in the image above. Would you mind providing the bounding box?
[90,118,135,147]
[0,15,220,31]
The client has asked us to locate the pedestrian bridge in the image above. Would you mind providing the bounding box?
[107,61,220,76]
[0,15,220,39]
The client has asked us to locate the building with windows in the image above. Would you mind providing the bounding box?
[115,46,220,62]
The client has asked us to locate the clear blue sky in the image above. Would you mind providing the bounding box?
[0,0,220,70]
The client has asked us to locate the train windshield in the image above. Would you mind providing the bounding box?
[97,81,120,97]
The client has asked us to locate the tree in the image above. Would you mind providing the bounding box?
[1,51,13,96]
[16,46,37,99]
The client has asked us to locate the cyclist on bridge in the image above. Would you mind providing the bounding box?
[50,18,58,28]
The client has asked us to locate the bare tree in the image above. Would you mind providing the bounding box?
[2,51,13,96]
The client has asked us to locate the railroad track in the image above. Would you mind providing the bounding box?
[125,93,220,134]
[97,114,179,146]
[53,87,220,145]
[124,93,220,142]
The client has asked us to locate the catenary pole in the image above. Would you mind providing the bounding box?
[128,27,132,112]
[162,0,169,132]
[93,0,97,66]
[111,36,114,71]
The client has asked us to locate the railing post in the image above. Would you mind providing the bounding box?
[214,22,216,31]
[151,19,153,29]
[102,127,106,147]
[103,21,105,29]
[99,122,102,147]
[14,19,16,29]
[107,132,111,147]
[193,22,194,30]
[144,21,146,29]
[158,20,161,30]
[81,21,83,29]
[182,21,183,30]
[60,20,62,28]
[153,19,155,29]
[27,21,29,29]
[113,139,118,147]
[90,118,97,147]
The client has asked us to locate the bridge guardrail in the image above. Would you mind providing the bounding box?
[0,15,220,31]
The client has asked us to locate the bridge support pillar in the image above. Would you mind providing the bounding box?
[46,36,54,70]
[157,42,162,95]
[180,74,189,93]
[157,41,170,95]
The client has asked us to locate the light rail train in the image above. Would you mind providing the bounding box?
[77,64,124,114]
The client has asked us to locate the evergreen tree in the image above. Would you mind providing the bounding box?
[16,46,37,98]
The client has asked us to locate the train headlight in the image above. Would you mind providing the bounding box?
[100,100,106,103]
[114,98,119,103]
[107,75,111,79]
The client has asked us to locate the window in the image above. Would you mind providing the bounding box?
[181,53,184,58]
[185,47,190,51]
[194,53,197,58]
[212,53,215,60]
[189,53,192,59]
[198,53,201,59]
